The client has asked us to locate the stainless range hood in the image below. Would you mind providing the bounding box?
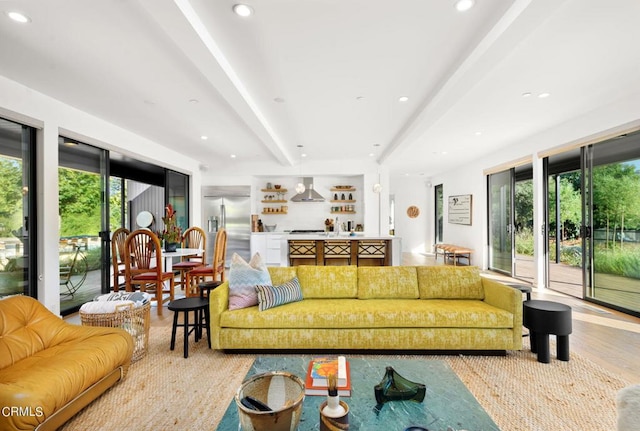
[290,177,325,202]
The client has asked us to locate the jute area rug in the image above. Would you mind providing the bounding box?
[60,322,630,431]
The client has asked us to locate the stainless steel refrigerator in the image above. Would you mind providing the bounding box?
[202,186,251,267]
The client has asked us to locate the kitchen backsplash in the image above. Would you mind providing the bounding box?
[253,175,364,232]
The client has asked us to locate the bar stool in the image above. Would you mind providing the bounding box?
[168,297,210,358]
[289,240,317,266]
[357,240,386,266]
[323,240,351,265]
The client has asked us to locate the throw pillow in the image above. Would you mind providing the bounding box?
[256,277,303,311]
[228,252,272,310]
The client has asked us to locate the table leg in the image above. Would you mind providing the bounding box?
[183,311,189,358]
[204,306,211,349]
[536,334,551,363]
[530,332,538,353]
[194,309,201,342]
[557,335,570,361]
[170,311,178,351]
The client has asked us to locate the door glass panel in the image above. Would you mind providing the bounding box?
[514,178,534,282]
[58,138,105,314]
[590,148,640,313]
[488,170,513,273]
[0,118,35,298]
[435,184,443,244]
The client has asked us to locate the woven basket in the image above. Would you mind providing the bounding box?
[80,302,150,362]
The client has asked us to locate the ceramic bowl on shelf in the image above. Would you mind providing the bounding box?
[264,225,277,232]
[274,184,281,189]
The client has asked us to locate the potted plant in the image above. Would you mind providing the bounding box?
[159,203,182,252]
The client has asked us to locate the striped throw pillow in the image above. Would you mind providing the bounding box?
[256,277,303,311]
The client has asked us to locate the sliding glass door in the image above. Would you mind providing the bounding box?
[488,169,514,274]
[0,117,36,298]
[588,134,640,314]
[545,131,640,316]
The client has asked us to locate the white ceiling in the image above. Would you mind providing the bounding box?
[1,0,639,177]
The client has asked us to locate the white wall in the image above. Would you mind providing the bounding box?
[0,75,202,314]
[389,176,430,253]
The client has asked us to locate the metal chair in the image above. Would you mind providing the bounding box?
[323,240,351,265]
[185,228,227,297]
[289,240,317,266]
[124,229,175,316]
[111,227,130,292]
[172,226,206,291]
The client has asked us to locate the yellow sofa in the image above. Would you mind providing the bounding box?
[209,265,523,352]
[0,296,134,431]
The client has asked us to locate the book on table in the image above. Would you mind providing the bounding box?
[305,356,351,396]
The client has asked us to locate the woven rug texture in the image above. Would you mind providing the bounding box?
[59,323,630,431]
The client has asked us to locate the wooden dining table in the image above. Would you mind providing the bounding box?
[161,248,203,272]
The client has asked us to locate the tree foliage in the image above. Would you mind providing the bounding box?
[0,158,24,236]
[58,168,102,237]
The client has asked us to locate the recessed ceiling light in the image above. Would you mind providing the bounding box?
[301,153,307,158]
[454,0,475,12]
[6,11,31,23]
[369,153,375,157]
[230,154,237,158]
[273,97,285,103]
[398,96,409,102]
[189,99,199,104]
[521,92,532,98]
[475,131,482,136]
[200,135,208,140]
[356,96,365,101]
[538,92,551,98]
[373,143,380,147]
[233,4,253,17]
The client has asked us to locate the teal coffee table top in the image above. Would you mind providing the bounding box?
[217,356,499,431]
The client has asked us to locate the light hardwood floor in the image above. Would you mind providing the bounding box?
[66,253,640,383]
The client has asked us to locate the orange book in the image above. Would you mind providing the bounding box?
[305,357,351,396]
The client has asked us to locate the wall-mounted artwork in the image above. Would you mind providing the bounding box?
[448,194,472,225]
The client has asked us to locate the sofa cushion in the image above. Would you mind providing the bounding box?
[357,266,418,299]
[295,265,358,298]
[268,266,298,286]
[220,298,513,329]
[256,277,303,311]
[417,266,484,300]
[228,253,272,310]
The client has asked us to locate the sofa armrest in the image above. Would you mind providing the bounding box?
[208,281,229,349]
[481,277,523,349]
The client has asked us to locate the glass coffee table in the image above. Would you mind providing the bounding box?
[217,356,499,430]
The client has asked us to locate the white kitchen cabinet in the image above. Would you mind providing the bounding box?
[265,234,283,266]
[250,233,283,266]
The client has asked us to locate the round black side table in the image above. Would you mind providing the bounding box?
[168,297,210,358]
[523,300,572,363]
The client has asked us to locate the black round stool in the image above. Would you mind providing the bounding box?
[168,297,210,358]
[198,280,222,299]
[523,300,572,363]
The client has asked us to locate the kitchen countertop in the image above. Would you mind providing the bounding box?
[286,234,397,240]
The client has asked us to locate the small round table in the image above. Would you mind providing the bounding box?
[523,300,572,363]
[168,297,210,358]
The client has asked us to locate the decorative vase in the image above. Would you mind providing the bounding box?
[165,242,178,252]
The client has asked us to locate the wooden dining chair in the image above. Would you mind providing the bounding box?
[185,228,227,297]
[172,226,206,291]
[124,229,175,315]
[111,227,130,292]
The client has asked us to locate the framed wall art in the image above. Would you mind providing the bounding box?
[448,194,472,225]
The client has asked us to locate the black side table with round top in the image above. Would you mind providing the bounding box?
[523,300,572,363]
[168,297,210,358]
